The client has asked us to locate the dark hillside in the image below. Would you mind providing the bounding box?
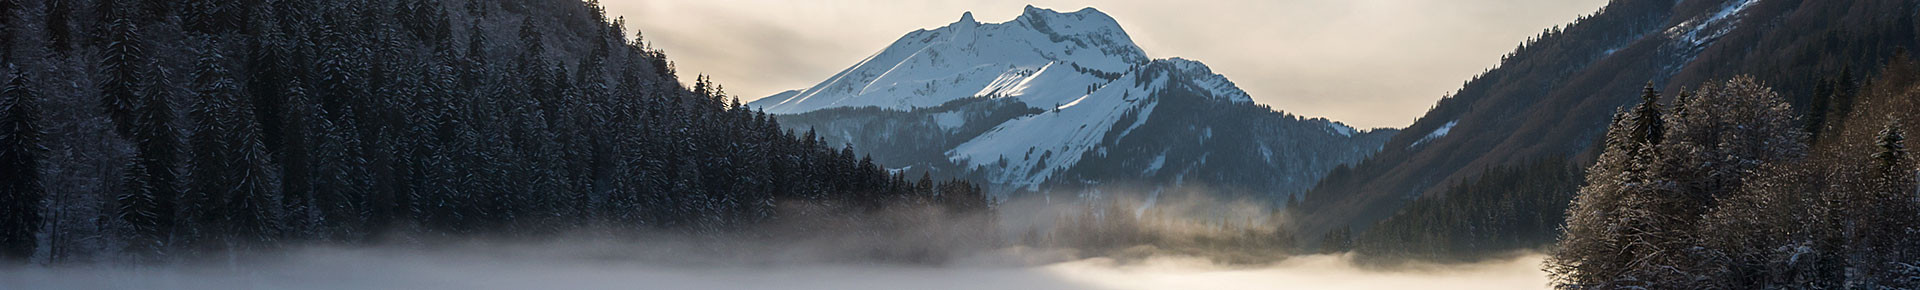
[1300,0,1920,242]
[0,0,989,264]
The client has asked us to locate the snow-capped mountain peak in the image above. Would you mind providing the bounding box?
[762,6,1395,197]
[750,6,1148,115]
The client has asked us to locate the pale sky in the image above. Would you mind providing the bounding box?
[604,0,1609,128]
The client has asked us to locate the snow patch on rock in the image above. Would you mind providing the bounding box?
[1667,0,1757,48]
[1409,120,1459,149]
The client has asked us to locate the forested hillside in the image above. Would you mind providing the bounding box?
[1300,0,1920,256]
[0,0,988,265]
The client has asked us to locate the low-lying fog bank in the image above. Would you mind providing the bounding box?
[0,245,1549,290]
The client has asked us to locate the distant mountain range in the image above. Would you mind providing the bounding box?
[752,6,1394,199]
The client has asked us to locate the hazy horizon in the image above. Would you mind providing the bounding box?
[606,0,1609,128]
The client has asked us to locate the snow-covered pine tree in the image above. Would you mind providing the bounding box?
[445,108,488,233]
[186,47,281,249]
[461,18,489,90]
[1873,119,1910,183]
[1628,83,1664,148]
[516,17,550,114]
[99,12,144,137]
[312,104,371,242]
[116,56,184,262]
[277,79,318,239]
[246,21,294,156]
[402,41,458,231]
[116,158,163,261]
[1549,85,1667,289]
[313,15,363,122]
[183,52,228,250]
[0,69,46,263]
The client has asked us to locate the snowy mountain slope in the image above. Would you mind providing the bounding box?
[761,6,1394,198]
[947,58,1266,191]
[751,6,1150,114]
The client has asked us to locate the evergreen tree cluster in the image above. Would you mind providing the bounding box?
[1349,157,1580,263]
[0,0,989,265]
[1548,75,1919,289]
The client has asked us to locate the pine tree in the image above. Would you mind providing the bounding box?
[1549,91,1666,289]
[1873,119,1909,179]
[117,61,182,262]
[278,79,317,239]
[247,24,294,155]
[516,17,545,78]
[221,85,280,250]
[1807,77,1836,142]
[313,17,362,120]
[45,0,74,53]
[313,104,371,241]
[99,14,145,137]
[116,159,164,261]
[181,0,237,34]
[1628,83,1664,151]
[0,70,46,263]
[186,48,280,249]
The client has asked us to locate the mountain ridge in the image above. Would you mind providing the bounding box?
[1299,0,1920,241]
[750,5,1149,114]
[759,6,1394,199]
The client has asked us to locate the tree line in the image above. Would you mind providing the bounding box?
[0,0,990,265]
[1342,157,1580,263]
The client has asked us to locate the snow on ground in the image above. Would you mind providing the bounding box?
[1667,0,1757,47]
[976,60,1121,111]
[1408,120,1459,149]
[1143,150,1170,175]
